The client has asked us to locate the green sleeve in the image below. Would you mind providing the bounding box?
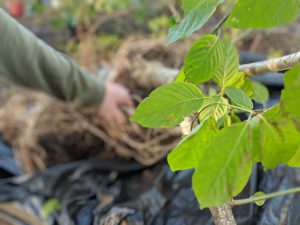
[0,9,105,109]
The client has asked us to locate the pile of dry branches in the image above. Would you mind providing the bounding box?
[0,38,189,173]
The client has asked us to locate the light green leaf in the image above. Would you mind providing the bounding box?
[252,81,269,105]
[167,0,223,44]
[225,87,253,110]
[132,82,205,128]
[252,192,266,206]
[239,78,254,97]
[175,69,186,82]
[226,0,299,29]
[184,35,224,84]
[193,122,252,208]
[281,65,300,121]
[199,95,228,125]
[42,198,61,218]
[168,119,218,171]
[182,0,199,14]
[250,106,300,169]
[213,40,240,88]
[231,72,245,88]
[288,146,300,167]
[182,0,224,14]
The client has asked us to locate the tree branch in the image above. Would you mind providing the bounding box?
[239,51,300,76]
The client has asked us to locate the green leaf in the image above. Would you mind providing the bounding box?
[225,87,253,110]
[213,40,240,88]
[132,82,205,128]
[182,0,198,14]
[252,192,266,206]
[199,95,228,125]
[252,81,269,105]
[230,72,245,88]
[175,69,186,82]
[169,12,181,27]
[193,122,252,208]
[281,65,300,121]
[168,119,218,171]
[240,78,254,97]
[226,0,299,29]
[250,106,300,169]
[167,0,223,44]
[184,35,224,84]
[288,146,300,167]
[42,198,61,218]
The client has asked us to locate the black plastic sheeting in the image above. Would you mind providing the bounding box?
[0,148,300,225]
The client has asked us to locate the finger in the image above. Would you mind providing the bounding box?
[111,107,127,126]
[119,92,134,107]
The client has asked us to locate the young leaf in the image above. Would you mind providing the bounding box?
[184,35,224,84]
[252,192,266,206]
[193,122,253,208]
[168,119,218,171]
[131,82,205,128]
[252,81,269,105]
[281,65,300,121]
[213,40,240,89]
[167,0,223,44]
[225,87,253,110]
[226,0,299,29]
[199,95,228,125]
[42,198,61,218]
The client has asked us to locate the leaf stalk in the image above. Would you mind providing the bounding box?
[231,186,300,206]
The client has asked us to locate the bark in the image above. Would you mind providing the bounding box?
[239,51,300,76]
[210,204,237,225]
[127,51,300,88]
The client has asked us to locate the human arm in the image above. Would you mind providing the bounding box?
[0,8,133,124]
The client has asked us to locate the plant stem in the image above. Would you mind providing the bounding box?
[239,51,300,76]
[212,13,230,35]
[210,204,237,225]
[231,186,300,206]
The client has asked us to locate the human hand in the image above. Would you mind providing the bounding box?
[98,82,134,126]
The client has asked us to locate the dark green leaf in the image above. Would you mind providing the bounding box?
[226,0,299,29]
[184,35,224,84]
[167,0,223,44]
[225,87,253,110]
[132,82,205,128]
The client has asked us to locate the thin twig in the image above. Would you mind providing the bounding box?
[231,186,300,206]
[212,13,230,35]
